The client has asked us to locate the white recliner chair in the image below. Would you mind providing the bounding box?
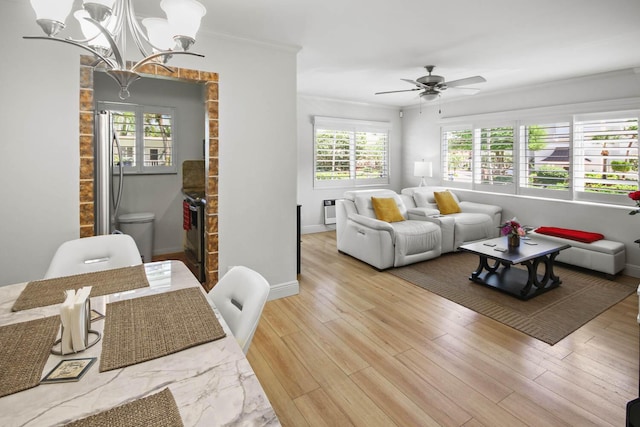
[207,266,270,355]
[44,234,142,279]
[400,186,502,253]
[336,189,442,270]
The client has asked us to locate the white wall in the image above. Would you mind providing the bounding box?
[401,69,640,277]
[0,0,299,296]
[297,96,401,233]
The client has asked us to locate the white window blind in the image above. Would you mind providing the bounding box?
[476,125,515,186]
[440,103,640,206]
[574,112,638,201]
[442,127,473,185]
[518,121,571,194]
[314,116,390,188]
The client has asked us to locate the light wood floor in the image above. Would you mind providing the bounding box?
[247,231,639,426]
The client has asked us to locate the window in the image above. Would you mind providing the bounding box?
[99,102,177,174]
[442,127,473,184]
[518,121,571,196]
[314,116,390,188]
[441,107,639,206]
[476,125,515,188]
[574,113,638,202]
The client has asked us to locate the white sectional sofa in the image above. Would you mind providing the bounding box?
[335,186,625,277]
[400,186,503,253]
[336,189,442,270]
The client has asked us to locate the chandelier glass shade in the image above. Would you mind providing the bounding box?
[25,0,207,99]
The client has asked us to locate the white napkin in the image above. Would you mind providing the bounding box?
[59,286,93,354]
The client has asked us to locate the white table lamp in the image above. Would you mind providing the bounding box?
[414,161,432,187]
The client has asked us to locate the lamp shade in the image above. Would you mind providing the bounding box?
[421,92,439,101]
[414,161,433,177]
[161,0,207,39]
[142,18,176,51]
[74,10,114,50]
[30,0,74,23]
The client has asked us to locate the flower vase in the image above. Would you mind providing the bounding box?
[508,234,520,249]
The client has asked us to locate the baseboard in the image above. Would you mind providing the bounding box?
[624,263,640,279]
[303,224,336,234]
[153,246,184,256]
[268,279,299,300]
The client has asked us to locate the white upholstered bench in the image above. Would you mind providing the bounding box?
[529,231,626,277]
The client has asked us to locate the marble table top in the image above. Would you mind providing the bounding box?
[0,261,280,426]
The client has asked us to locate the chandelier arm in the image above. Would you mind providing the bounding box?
[22,36,117,69]
[131,51,205,72]
[83,17,125,69]
[123,0,154,59]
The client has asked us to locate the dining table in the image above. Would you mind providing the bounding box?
[0,260,280,426]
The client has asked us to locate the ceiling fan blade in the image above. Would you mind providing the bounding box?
[445,76,486,88]
[450,87,481,95]
[400,78,428,89]
[375,88,421,95]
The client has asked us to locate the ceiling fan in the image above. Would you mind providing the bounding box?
[375,65,486,101]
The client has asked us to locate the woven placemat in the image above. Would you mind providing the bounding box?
[12,265,150,312]
[99,287,226,372]
[64,387,183,427]
[0,316,60,398]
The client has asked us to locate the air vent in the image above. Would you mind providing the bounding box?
[323,200,336,225]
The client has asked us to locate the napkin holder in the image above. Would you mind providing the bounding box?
[52,295,101,356]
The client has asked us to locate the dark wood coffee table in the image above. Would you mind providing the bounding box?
[458,236,570,300]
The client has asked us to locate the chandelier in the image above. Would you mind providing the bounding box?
[25,0,207,99]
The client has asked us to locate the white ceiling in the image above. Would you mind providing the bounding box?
[141,0,640,107]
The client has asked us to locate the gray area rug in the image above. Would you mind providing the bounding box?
[387,252,637,345]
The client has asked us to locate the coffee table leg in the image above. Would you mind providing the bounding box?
[520,252,562,298]
[547,251,562,284]
[472,255,503,280]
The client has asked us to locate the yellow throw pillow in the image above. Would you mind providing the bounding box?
[433,190,461,215]
[371,197,405,223]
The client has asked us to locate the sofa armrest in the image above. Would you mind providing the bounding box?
[458,201,502,232]
[406,207,441,220]
[348,213,395,233]
[458,201,501,216]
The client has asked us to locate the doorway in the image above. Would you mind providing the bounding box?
[77,56,220,290]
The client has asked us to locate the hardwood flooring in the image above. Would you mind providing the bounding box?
[247,231,639,426]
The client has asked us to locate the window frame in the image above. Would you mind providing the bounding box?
[440,102,640,207]
[313,116,391,189]
[98,101,178,175]
[473,122,517,195]
[441,125,474,189]
[517,116,573,200]
[573,110,639,204]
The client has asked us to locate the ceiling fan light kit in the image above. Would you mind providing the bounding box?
[25,0,207,100]
[376,65,486,102]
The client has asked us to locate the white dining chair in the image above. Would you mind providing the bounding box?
[208,266,270,355]
[44,234,143,279]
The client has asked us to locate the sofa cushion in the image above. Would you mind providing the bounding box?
[351,190,407,219]
[391,220,441,256]
[434,191,461,215]
[372,197,405,223]
[535,226,604,243]
[413,189,460,208]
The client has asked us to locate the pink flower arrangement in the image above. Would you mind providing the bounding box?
[629,191,640,216]
[499,217,526,237]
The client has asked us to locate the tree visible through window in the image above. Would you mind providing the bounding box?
[314,117,389,188]
[441,109,639,205]
[100,102,177,174]
[478,126,514,185]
